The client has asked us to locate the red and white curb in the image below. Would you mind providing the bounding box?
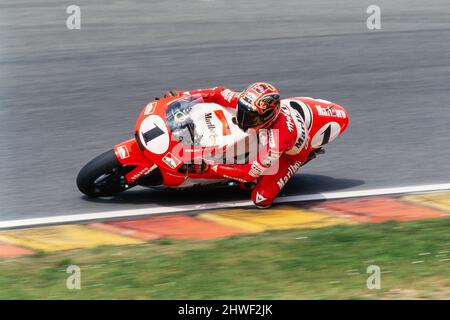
[1,183,450,230]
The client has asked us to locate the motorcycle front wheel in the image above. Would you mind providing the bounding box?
[76,149,135,197]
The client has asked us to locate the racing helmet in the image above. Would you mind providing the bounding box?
[236,82,281,132]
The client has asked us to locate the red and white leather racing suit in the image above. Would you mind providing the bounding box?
[177,87,311,207]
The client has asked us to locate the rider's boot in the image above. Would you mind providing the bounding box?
[303,147,325,166]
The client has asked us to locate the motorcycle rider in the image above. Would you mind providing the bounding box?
[164,82,312,208]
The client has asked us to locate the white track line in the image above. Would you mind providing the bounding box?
[1,183,450,230]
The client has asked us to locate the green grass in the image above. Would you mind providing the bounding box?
[1,218,450,299]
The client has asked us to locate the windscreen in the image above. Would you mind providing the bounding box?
[165,94,204,146]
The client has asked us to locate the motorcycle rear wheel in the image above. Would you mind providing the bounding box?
[76,149,135,197]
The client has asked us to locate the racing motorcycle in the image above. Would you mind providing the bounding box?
[76,94,348,197]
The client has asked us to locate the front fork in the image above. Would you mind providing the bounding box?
[113,138,157,184]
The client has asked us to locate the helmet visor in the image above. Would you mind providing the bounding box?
[237,100,274,131]
[237,101,263,131]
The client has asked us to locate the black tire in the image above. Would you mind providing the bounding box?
[76,150,135,197]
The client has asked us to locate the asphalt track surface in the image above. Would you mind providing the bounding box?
[1,0,450,221]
